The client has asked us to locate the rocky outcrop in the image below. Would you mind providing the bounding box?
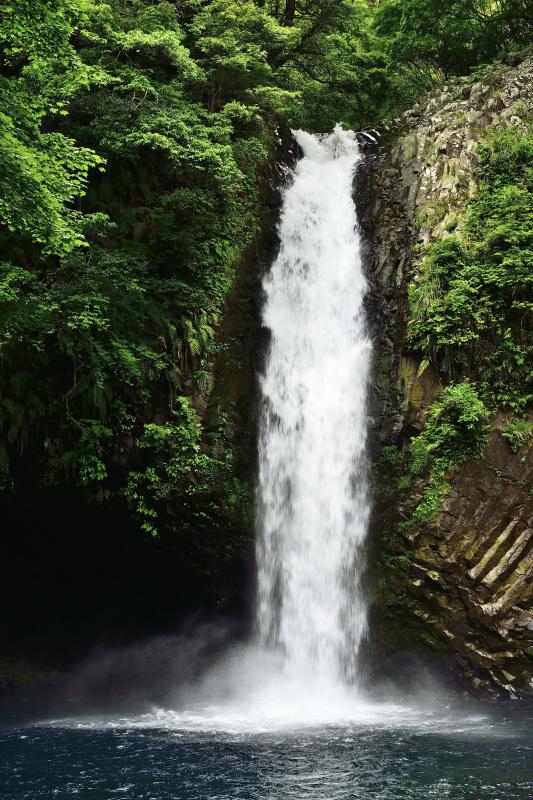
[365,56,533,695]
[400,421,533,696]
[371,55,532,287]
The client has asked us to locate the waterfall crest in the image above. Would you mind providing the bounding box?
[256,125,371,690]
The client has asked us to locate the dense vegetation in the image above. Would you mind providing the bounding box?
[409,129,532,413]
[1,0,531,550]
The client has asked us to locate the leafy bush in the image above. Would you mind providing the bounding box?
[124,397,251,537]
[502,419,532,453]
[401,382,490,529]
[410,381,490,472]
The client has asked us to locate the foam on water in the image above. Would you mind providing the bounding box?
[48,644,493,736]
[53,702,496,738]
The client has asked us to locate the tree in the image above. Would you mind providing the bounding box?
[0,0,103,255]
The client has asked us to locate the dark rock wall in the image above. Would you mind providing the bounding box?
[364,57,533,696]
[405,423,533,696]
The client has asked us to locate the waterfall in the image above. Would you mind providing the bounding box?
[256,125,371,690]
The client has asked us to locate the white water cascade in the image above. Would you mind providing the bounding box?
[256,125,372,693]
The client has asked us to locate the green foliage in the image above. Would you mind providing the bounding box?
[0,0,270,525]
[502,419,533,453]
[400,382,490,530]
[408,128,533,411]
[410,381,490,472]
[444,216,458,233]
[373,443,412,494]
[374,0,532,86]
[124,397,251,536]
[0,0,106,255]
[374,444,403,479]
[186,0,394,130]
[76,419,112,487]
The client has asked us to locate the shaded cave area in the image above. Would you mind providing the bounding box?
[0,139,286,698]
[0,486,253,692]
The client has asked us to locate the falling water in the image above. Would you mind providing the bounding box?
[256,125,371,691]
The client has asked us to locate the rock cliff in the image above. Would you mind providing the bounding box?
[364,56,533,696]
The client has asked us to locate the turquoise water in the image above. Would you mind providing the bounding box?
[1,703,532,799]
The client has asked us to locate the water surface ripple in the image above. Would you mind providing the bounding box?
[1,705,532,799]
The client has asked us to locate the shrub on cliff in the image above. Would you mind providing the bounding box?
[401,381,490,530]
[410,381,490,475]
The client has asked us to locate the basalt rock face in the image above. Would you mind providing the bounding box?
[396,423,533,697]
[363,57,533,696]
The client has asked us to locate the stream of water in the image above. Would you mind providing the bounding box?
[256,126,370,692]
